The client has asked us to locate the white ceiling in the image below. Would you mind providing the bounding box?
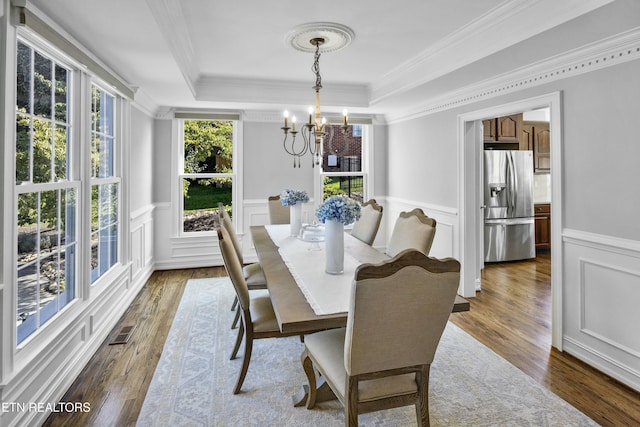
[27,0,617,116]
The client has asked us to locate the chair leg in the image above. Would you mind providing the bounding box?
[416,365,431,427]
[301,349,317,409]
[233,329,253,394]
[230,295,238,311]
[231,306,240,329]
[345,376,359,427]
[230,318,244,360]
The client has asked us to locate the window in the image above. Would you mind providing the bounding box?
[180,119,234,233]
[320,124,366,202]
[90,85,120,283]
[14,37,124,344]
[15,41,77,344]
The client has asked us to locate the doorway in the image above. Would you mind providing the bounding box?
[457,92,563,350]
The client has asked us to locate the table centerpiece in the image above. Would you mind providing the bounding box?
[280,189,309,236]
[316,195,361,274]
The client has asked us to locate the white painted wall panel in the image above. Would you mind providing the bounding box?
[581,260,640,357]
[563,230,640,391]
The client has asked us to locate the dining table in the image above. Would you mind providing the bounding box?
[250,224,470,406]
[251,224,469,333]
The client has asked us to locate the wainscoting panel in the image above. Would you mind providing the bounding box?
[131,205,155,282]
[3,259,150,427]
[581,260,640,358]
[153,203,222,269]
[563,229,640,392]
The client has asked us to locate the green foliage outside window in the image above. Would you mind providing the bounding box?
[183,120,233,211]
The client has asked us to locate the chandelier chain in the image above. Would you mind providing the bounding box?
[312,41,322,90]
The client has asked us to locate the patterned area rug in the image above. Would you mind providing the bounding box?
[136,278,597,426]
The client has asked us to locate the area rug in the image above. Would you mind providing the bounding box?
[136,278,597,427]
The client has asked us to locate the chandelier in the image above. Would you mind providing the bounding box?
[281,24,354,168]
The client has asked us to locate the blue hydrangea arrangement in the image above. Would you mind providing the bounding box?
[280,189,309,206]
[315,196,361,225]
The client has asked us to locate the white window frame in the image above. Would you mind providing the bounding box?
[88,82,122,287]
[13,35,81,347]
[315,123,373,212]
[11,32,126,351]
[173,115,242,236]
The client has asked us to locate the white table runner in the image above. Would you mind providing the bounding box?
[265,224,360,315]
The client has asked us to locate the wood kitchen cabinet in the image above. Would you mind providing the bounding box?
[534,203,551,250]
[522,121,550,172]
[483,113,523,150]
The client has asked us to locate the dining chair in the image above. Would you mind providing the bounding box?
[301,249,461,426]
[350,199,383,246]
[386,208,436,257]
[267,195,290,224]
[218,204,267,328]
[217,226,303,394]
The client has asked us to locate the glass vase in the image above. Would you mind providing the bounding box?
[290,203,302,236]
[324,219,344,274]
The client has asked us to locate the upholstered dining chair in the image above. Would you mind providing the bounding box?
[350,199,383,246]
[218,204,267,328]
[217,226,303,394]
[386,208,436,257]
[267,195,290,224]
[301,249,460,426]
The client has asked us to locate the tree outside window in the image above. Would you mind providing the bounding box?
[181,120,234,232]
[15,40,77,344]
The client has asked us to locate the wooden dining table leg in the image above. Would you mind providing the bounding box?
[292,381,338,407]
[294,350,337,407]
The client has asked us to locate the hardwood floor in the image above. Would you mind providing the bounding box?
[449,251,640,426]
[43,252,640,426]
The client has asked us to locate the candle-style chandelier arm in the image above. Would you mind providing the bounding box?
[281,123,309,168]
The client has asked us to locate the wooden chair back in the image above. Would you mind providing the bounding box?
[217,226,250,312]
[218,203,245,265]
[345,249,460,375]
[268,195,290,224]
[350,199,383,246]
[386,208,436,257]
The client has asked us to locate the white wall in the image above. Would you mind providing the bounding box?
[242,120,315,199]
[130,106,154,213]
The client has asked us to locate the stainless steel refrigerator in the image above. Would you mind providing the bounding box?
[484,150,535,262]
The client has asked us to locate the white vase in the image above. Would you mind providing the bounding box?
[324,219,344,274]
[290,203,302,236]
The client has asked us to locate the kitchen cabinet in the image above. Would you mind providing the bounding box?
[534,203,551,250]
[522,121,550,172]
[483,113,523,150]
[483,113,522,141]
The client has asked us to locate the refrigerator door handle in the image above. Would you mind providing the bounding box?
[485,218,534,225]
[506,152,517,214]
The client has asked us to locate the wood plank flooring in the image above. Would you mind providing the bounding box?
[449,251,640,426]
[43,253,640,426]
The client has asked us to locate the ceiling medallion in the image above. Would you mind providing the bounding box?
[286,22,355,53]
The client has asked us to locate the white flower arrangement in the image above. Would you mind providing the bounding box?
[280,189,309,206]
[315,196,361,225]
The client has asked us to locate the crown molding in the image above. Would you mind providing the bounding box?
[384,26,640,124]
[194,75,369,109]
[371,0,617,106]
[131,88,160,118]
